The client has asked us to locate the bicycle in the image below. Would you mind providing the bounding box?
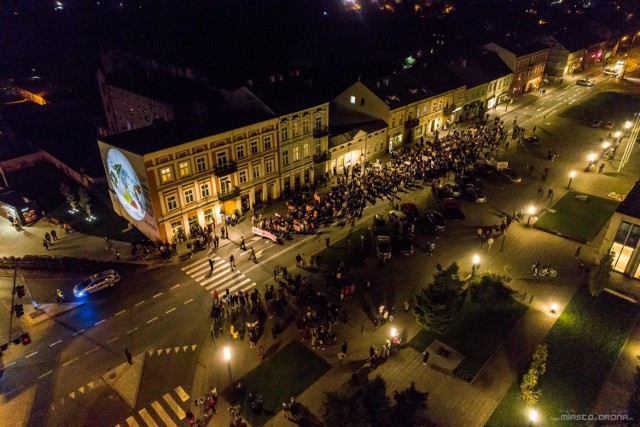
[537,265,558,277]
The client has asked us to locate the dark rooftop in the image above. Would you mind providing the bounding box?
[617,180,640,219]
[551,30,606,53]
[245,75,329,116]
[329,119,388,148]
[489,38,549,57]
[101,110,275,156]
[362,72,433,109]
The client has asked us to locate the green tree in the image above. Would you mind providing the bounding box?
[323,391,367,427]
[469,273,518,310]
[520,344,548,406]
[589,251,614,297]
[627,366,640,422]
[392,382,429,427]
[59,182,77,211]
[77,188,92,218]
[413,263,466,334]
[362,376,391,427]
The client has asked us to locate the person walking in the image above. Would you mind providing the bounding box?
[43,239,50,251]
[295,253,302,267]
[208,257,215,275]
[229,254,235,270]
[532,261,540,276]
[341,341,348,356]
[249,247,257,262]
[240,237,246,250]
[574,246,582,258]
[56,288,64,303]
[487,237,495,251]
[537,186,544,198]
[125,348,133,364]
[51,229,58,241]
[325,237,330,248]
[45,232,51,244]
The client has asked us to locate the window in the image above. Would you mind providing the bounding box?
[265,160,274,175]
[611,222,640,273]
[200,183,210,199]
[303,143,309,158]
[282,150,289,166]
[293,146,300,162]
[239,170,248,184]
[178,161,191,178]
[314,116,322,130]
[438,101,443,109]
[220,180,231,194]
[391,118,396,127]
[236,145,245,160]
[160,167,173,184]
[303,120,310,134]
[350,95,356,104]
[315,139,321,155]
[184,189,195,204]
[432,102,437,112]
[264,136,272,150]
[360,97,365,106]
[281,127,289,141]
[250,140,258,155]
[166,194,178,211]
[252,165,261,179]
[217,152,227,166]
[292,121,299,137]
[195,156,207,173]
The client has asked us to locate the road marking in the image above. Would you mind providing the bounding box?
[62,357,79,367]
[134,300,145,307]
[166,307,176,314]
[163,393,186,419]
[26,351,38,358]
[146,317,158,324]
[151,401,177,427]
[174,385,189,402]
[107,337,119,344]
[244,235,314,274]
[152,292,162,299]
[72,329,85,336]
[115,309,126,316]
[38,370,53,379]
[49,340,62,348]
[125,417,140,427]
[170,284,180,290]
[85,346,99,355]
[127,327,138,334]
[138,408,158,427]
[183,298,193,305]
[95,319,106,326]
[4,361,16,368]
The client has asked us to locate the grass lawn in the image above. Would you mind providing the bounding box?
[486,286,639,426]
[315,227,373,268]
[222,340,331,426]
[558,91,640,124]
[534,191,619,243]
[410,295,528,382]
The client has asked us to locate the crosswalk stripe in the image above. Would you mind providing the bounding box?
[138,408,158,427]
[183,257,221,274]
[205,277,252,292]
[125,417,140,427]
[175,386,189,402]
[182,254,259,294]
[151,401,177,427]
[163,393,186,420]
[199,269,236,286]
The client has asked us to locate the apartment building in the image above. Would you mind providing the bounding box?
[484,40,549,97]
[540,32,606,77]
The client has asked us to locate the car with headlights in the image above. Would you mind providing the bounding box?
[419,210,446,232]
[499,168,522,183]
[444,183,462,198]
[603,121,614,130]
[590,120,603,128]
[576,79,594,87]
[73,269,120,297]
[522,135,540,146]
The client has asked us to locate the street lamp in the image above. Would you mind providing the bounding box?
[585,153,597,171]
[567,170,576,189]
[526,206,536,226]
[224,346,232,382]
[472,254,480,276]
[550,303,558,314]
[529,408,539,425]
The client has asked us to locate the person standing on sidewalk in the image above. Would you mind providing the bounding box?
[125,348,133,364]
[51,229,58,241]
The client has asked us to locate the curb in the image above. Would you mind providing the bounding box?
[22,302,86,325]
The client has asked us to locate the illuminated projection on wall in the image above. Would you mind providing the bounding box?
[106,148,146,220]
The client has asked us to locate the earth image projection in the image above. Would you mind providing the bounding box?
[106,148,146,221]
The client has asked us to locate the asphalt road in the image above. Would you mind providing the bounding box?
[2,55,640,426]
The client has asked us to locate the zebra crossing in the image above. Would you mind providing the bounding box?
[181,236,266,293]
[115,386,190,427]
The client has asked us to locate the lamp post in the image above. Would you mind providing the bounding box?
[224,346,232,383]
[529,408,539,426]
[585,153,597,171]
[526,206,536,226]
[567,170,576,189]
[471,255,480,276]
[619,113,640,172]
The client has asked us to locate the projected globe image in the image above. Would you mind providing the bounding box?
[106,148,146,221]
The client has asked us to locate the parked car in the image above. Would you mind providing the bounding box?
[603,121,615,130]
[440,198,465,222]
[465,187,487,203]
[499,168,522,183]
[73,269,121,297]
[576,79,594,87]
[473,162,496,176]
[396,235,414,256]
[421,210,446,232]
[590,119,603,128]
[522,135,540,146]
[372,214,389,236]
[444,183,462,198]
[375,235,392,262]
[455,171,481,187]
[400,203,419,220]
[604,69,619,77]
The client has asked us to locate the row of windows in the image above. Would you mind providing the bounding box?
[281,116,324,141]
[157,137,274,184]
[281,141,322,166]
[164,180,234,212]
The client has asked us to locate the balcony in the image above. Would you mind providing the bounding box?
[313,151,331,164]
[218,187,240,202]
[405,118,419,129]
[214,161,237,177]
[313,126,329,138]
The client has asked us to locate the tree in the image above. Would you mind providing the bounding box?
[77,188,92,218]
[323,391,367,427]
[413,263,466,334]
[361,376,391,427]
[520,344,548,406]
[469,273,518,310]
[59,182,77,212]
[628,366,640,422]
[589,251,614,297]
[392,382,428,427]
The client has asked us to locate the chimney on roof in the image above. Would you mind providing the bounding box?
[383,78,390,86]
[269,75,276,83]
[246,79,254,87]
[461,59,467,68]
[377,81,381,88]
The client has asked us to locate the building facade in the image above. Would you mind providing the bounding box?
[327,121,388,173]
[540,33,606,78]
[484,41,549,97]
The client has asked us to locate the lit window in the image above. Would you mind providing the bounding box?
[200,183,210,198]
[350,95,356,104]
[166,195,178,210]
[160,167,173,184]
[292,121,299,137]
[293,146,300,162]
[303,143,309,158]
[178,161,191,178]
[239,170,248,184]
[184,189,194,204]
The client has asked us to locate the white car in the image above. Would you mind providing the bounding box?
[73,270,121,297]
[576,79,594,87]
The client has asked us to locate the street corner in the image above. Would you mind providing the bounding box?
[102,352,146,409]
[22,302,86,326]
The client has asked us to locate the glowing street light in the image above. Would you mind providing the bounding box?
[550,303,559,314]
[567,170,576,189]
[585,153,597,171]
[472,254,480,276]
[224,346,233,382]
[529,408,539,425]
[390,327,397,338]
[527,205,536,226]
